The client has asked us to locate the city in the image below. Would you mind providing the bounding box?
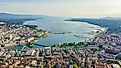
[0,0,121,68]
[0,23,120,68]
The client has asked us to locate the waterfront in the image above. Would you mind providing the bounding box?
[0,16,120,68]
[0,13,118,68]
[1,0,121,67]
[0,24,49,48]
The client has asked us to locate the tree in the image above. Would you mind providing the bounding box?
[73,63,78,68]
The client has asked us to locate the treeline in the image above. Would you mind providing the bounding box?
[52,41,95,48]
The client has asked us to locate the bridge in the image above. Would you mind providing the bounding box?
[33,43,49,47]
[21,43,49,50]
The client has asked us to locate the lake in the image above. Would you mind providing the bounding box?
[23,17,102,46]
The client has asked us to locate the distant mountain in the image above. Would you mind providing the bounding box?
[66,17,121,33]
[0,13,48,19]
[0,13,48,25]
[99,17,121,20]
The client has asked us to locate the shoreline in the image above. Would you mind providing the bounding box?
[0,24,49,48]
[6,32,49,48]
[10,27,107,49]
[3,20,108,49]
[51,27,108,48]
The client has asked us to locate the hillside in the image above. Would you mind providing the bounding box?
[66,17,121,33]
[0,13,43,24]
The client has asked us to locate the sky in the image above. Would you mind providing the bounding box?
[0,0,121,17]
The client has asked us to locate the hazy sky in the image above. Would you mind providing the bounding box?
[0,0,121,17]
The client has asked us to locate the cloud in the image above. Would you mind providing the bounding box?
[0,1,121,17]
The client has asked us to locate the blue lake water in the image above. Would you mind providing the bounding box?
[23,17,101,46]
